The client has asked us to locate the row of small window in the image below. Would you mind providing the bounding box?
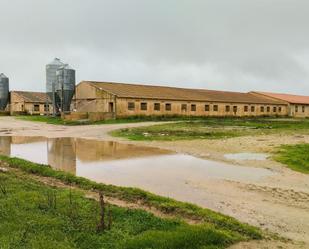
[224,105,282,113]
[128,102,282,113]
[295,105,306,113]
[128,102,170,111]
[31,104,50,112]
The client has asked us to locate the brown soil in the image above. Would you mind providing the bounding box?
[229,240,308,249]
[1,116,309,248]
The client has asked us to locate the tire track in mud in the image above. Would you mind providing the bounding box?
[242,183,309,210]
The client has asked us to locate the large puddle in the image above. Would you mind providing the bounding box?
[224,153,269,161]
[0,136,274,206]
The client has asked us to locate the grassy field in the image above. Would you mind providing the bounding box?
[274,143,309,174]
[112,118,309,141]
[16,115,75,125]
[17,115,154,126]
[0,155,262,249]
[16,115,205,126]
[0,169,243,249]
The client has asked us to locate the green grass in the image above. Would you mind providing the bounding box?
[0,155,262,243]
[16,115,91,125]
[0,111,10,116]
[16,115,202,126]
[112,118,309,141]
[0,170,242,249]
[274,143,309,174]
[17,115,303,128]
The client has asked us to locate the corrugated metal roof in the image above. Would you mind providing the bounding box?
[47,58,64,66]
[12,91,51,103]
[81,81,286,104]
[60,64,74,70]
[253,91,309,105]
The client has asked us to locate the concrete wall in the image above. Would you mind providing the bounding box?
[63,112,114,122]
[74,82,115,113]
[62,112,88,121]
[289,104,309,118]
[0,111,10,116]
[116,98,288,117]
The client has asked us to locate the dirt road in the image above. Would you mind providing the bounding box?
[0,116,308,247]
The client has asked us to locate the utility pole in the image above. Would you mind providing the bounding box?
[114,94,117,119]
[46,94,49,116]
[61,80,64,113]
[52,81,56,117]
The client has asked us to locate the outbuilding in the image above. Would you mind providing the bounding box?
[10,91,52,115]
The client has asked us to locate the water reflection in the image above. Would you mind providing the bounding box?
[75,138,170,162]
[11,136,46,144]
[48,138,76,174]
[0,136,274,209]
[0,136,171,175]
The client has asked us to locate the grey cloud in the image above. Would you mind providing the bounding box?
[0,0,309,94]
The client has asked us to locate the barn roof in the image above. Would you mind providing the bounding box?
[81,81,286,105]
[252,91,309,105]
[12,91,51,103]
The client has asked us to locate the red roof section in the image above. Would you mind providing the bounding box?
[253,91,309,105]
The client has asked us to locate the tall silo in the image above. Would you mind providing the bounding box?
[0,73,9,111]
[56,64,76,112]
[46,58,64,112]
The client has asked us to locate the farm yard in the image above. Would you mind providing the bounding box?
[0,116,308,248]
[2,1,309,248]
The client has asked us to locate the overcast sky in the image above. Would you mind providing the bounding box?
[0,0,309,94]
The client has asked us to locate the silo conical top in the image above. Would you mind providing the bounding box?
[63,64,74,70]
[47,58,64,66]
[0,73,8,78]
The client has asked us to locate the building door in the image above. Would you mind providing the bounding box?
[109,102,114,112]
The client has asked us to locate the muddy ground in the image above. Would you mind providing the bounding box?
[0,116,308,248]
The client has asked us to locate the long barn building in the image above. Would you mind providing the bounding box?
[74,81,288,118]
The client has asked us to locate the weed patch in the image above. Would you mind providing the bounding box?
[274,144,309,174]
[112,118,309,141]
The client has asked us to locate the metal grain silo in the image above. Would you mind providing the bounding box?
[0,73,9,110]
[56,64,76,112]
[46,58,64,111]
